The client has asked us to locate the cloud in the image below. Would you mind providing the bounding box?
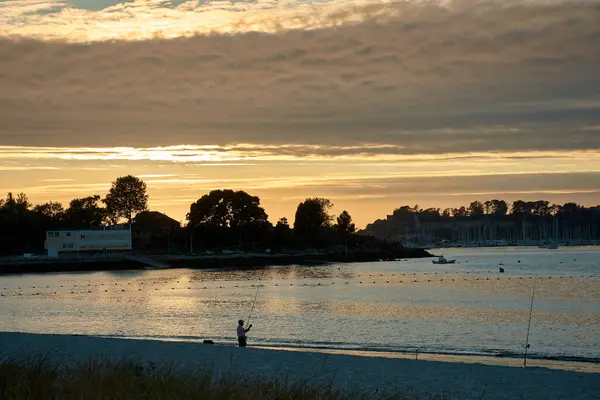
[0,0,598,153]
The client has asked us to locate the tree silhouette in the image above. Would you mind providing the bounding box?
[66,195,107,228]
[103,176,148,224]
[293,198,333,232]
[336,210,356,234]
[32,202,64,220]
[187,189,269,229]
[468,201,484,216]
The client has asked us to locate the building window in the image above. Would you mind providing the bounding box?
[80,235,86,239]
[48,232,54,237]
[55,232,60,237]
[66,232,71,237]
[63,244,67,249]
[68,244,74,249]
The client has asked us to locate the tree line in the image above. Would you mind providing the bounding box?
[379,200,596,220]
[0,176,359,255]
[364,200,600,243]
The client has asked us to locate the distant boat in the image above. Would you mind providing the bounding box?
[432,255,456,264]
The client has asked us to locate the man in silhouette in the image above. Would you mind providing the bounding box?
[237,319,252,347]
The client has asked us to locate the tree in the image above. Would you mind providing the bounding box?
[66,195,107,228]
[32,202,64,219]
[558,202,582,216]
[468,201,484,216]
[419,208,441,221]
[531,200,551,216]
[336,210,356,234]
[187,190,269,229]
[293,198,334,232]
[511,200,526,215]
[1,192,31,216]
[452,206,468,217]
[103,175,148,224]
[490,199,509,216]
[483,200,492,215]
[276,217,290,229]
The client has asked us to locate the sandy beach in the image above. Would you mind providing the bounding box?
[1,332,598,400]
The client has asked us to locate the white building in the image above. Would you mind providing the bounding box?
[45,228,132,255]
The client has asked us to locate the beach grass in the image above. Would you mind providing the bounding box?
[0,357,439,400]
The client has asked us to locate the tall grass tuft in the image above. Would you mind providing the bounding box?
[0,357,439,400]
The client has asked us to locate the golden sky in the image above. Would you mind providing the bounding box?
[1,0,599,227]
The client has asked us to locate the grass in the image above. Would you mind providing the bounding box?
[0,357,442,400]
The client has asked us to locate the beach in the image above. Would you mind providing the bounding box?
[1,332,599,400]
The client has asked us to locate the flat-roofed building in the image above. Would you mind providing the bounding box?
[45,229,131,255]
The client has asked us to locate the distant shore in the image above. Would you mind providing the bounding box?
[0,248,432,274]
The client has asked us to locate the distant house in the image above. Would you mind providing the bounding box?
[45,227,132,256]
[133,211,181,251]
[134,211,181,232]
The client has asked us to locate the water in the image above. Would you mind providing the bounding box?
[1,247,599,362]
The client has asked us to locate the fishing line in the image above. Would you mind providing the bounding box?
[523,273,537,367]
[246,267,266,328]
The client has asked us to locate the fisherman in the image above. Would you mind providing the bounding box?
[237,319,252,347]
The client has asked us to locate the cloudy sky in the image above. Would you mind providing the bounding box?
[1,0,599,227]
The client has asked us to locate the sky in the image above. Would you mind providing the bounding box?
[1,0,599,228]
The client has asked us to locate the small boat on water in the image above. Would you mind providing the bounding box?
[432,255,456,264]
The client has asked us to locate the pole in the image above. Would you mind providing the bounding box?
[523,274,537,367]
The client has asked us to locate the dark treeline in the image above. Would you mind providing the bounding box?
[0,176,395,256]
[363,200,600,244]
[0,176,148,255]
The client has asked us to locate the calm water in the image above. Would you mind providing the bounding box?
[1,247,599,361]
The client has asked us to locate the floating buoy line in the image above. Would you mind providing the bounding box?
[0,271,597,298]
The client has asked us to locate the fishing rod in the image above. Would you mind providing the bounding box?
[246,267,266,328]
[523,273,537,367]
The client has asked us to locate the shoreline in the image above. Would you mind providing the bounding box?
[104,335,600,373]
[1,332,599,399]
[0,248,431,274]
[255,345,600,374]
[103,335,600,373]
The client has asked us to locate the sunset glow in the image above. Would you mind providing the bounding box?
[1,0,599,227]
